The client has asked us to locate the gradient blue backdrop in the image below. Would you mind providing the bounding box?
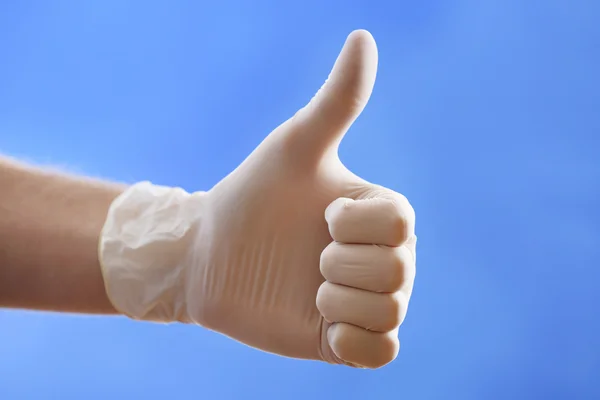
[1,1,599,399]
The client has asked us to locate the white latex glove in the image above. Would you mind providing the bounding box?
[100,29,417,369]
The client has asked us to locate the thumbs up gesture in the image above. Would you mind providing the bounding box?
[100,30,417,369]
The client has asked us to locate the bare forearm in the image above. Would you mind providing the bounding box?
[0,157,126,315]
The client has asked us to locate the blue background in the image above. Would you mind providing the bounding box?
[1,1,599,399]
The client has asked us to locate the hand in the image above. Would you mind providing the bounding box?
[100,29,417,369]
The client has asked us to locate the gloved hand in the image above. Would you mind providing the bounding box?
[99,29,417,369]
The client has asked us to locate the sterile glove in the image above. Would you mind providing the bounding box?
[99,29,417,369]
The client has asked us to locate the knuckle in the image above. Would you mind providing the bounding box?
[385,292,407,330]
[377,334,401,367]
[335,331,400,369]
[390,200,410,227]
[387,196,415,244]
[364,334,399,369]
[387,247,408,291]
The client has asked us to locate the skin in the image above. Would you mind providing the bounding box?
[0,156,125,315]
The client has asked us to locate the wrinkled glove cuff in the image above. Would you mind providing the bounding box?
[98,181,204,323]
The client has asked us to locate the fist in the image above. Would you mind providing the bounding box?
[318,195,416,368]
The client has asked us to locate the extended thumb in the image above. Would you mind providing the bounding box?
[292,29,378,156]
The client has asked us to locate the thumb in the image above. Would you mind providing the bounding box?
[291,29,378,156]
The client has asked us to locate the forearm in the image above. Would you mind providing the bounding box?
[0,157,126,315]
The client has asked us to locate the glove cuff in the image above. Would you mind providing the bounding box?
[98,181,204,323]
